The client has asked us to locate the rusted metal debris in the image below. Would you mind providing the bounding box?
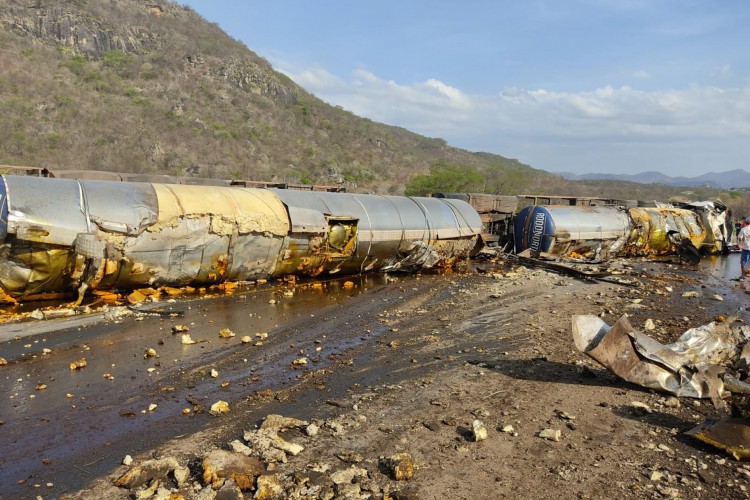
[513,202,729,261]
[572,314,750,400]
[510,252,639,287]
[0,175,482,302]
[687,418,750,460]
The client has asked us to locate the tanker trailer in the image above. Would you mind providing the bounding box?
[270,189,483,276]
[0,175,482,302]
[513,203,707,262]
[513,205,630,260]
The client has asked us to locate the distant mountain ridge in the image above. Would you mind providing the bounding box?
[557,169,750,189]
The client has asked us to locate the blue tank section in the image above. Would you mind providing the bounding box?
[514,205,555,253]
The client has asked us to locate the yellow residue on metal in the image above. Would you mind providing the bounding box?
[149,184,290,236]
[1,244,74,297]
[624,207,706,256]
[327,221,358,256]
[208,255,229,282]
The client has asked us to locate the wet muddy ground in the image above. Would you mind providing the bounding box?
[2,254,750,499]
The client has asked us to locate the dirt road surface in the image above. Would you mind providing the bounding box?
[2,253,750,499]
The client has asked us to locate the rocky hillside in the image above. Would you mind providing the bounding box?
[1,0,749,214]
[0,0,554,194]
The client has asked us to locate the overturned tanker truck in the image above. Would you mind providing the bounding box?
[513,202,729,261]
[0,175,482,302]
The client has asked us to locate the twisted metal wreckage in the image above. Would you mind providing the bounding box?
[0,173,731,303]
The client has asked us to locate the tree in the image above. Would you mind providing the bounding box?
[404,161,485,196]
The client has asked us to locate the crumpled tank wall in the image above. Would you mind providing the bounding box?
[270,190,482,276]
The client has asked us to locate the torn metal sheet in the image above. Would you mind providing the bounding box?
[687,418,750,460]
[0,175,482,301]
[572,314,750,399]
[685,200,730,254]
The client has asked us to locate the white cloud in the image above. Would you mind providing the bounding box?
[713,64,733,78]
[281,65,750,176]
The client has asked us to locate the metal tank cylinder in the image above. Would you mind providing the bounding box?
[0,175,482,301]
[513,203,709,260]
[270,189,483,276]
[513,205,630,259]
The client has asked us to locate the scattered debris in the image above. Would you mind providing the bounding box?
[538,429,562,442]
[255,474,286,499]
[631,401,652,414]
[114,457,184,490]
[69,359,87,370]
[572,314,750,399]
[380,453,415,480]
[471,420,488,441]
[336,450,364,464]
[330,467,368,485]
[238,414,309,464]
[687,418,750,460]
[219,328,235,338]
[202,449,265,490]
[209,400,230,416]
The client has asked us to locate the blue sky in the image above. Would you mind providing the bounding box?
[180,1,750,177]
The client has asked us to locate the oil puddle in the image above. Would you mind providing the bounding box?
[700,252,741,281]
[0,272,424,496]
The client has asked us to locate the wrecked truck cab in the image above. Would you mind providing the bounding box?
[685,201,730,255]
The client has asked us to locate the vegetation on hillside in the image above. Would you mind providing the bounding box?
[0,0,748,217]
